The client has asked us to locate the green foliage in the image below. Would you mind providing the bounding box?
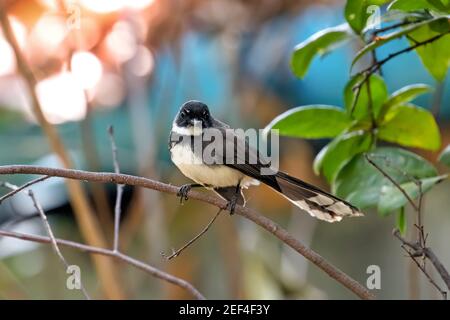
[344,74,388,120]
[378,175,447,215]
[265,105,351,138]
[379,84,432,119]
[291,24,353,78]
[396,207,406,235]
[272,0,449,218]
[407,19,450,81]
[351,17,446,69]
[439,145,450,167]
[388,0,450,13]
[378,104,441,150]
[313,131,373,183]
[333,148,438,210]
[345,0,390,34]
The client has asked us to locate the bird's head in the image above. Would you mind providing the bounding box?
[174,100,213,134]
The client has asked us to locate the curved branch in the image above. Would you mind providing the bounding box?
[0,229,205,300]
[0,165,375,300]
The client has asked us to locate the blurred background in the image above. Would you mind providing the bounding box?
[0,0,449,299]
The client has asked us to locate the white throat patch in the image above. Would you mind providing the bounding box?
[172,122,203,136]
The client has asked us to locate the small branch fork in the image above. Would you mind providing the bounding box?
[0,182,90,299]
[350,31,449,116]
[0,164,374,300]
[365,154,450,299]
[162,208,223,260]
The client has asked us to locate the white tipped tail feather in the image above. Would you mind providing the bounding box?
[274,172,363,223]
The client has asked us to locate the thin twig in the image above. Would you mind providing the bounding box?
[1,180,90,299]
[0,229,205,299]
[28,190,91,299]
[0,5,125,299]
[163,208,223,260]
[0,165,374,300]
[360,32,448,77]
[0,176,50,204]
[108,126,124,252]
[401,245,447,300]
[351,32,449,115]
[364,154,418,210]
[394,230,450,291]
[371,20,416,36]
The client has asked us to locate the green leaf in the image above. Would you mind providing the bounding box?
[388,0,449,12]
[333,147,438,209]
[313,131,373,183]
[345,0,391,34]
[344,74,388,120]
[378,175,447,215]
[291,24,353,78]
[378,84,433,121]
[397,207,406,235]
[438,144,450,167]
[352,17,446,69]
[407,19,450,81]
[378,104,441,150]
[264,105,351,139]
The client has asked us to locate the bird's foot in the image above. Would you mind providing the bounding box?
[177,184,193,204]
[226,197,238,215]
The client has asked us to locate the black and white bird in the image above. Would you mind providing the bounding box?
[169,100,363,222]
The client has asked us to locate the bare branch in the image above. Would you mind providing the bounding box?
[401,245,446,300]
[0,4,125,299]
[0,165,375,300]
[395,230,450,297]
[0,176,50,204]
[0,229,205,300]
[108,126,124,252]
[163,208,223,260]
[28,190,91,299]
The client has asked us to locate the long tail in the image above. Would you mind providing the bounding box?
[271,172,363,222]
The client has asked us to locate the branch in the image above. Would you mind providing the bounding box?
[28,190,91,299]
[0,165,375,300]
[162,208,223,260]
[364,154,418,210]
[0,176,50,204]
[394,230,450,293]
[360,32,449,77]
[0,3,125,299]
[0,181,90,299]
[0,229,205,300]
[108,126,124,252]
[351,32,449,115]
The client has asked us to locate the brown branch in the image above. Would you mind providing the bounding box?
[0,229,205,300]
[0,4,125,299]
[162,208,223,260]
[108,126,124,252]
[401,244,446,300]
[0,165,375,300]
[394,230,450,295]
[28,190,91,299]
[0,176,50,204]
[1,180,90,299]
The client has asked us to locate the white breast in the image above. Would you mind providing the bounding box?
[170,142,259,188]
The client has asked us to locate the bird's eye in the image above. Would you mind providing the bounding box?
[180,111,186,117]
[203,111,208,117]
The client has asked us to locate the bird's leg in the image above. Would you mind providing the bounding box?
[177,183,203,204]
[226,182,241,215]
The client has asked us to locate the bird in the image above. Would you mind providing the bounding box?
[168,100,363,222]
